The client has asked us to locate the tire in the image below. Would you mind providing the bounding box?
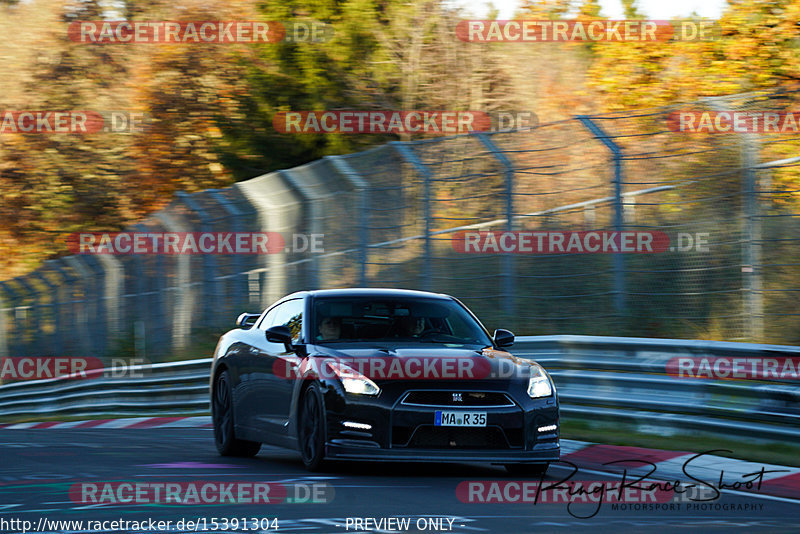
[504,463,549,477]
[212,370,261,457]
[298,383,327,471]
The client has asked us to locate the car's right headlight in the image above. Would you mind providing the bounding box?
[326,361,380,396]
[527,363,553,398]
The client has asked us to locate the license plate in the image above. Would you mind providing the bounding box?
[434,411,487,427]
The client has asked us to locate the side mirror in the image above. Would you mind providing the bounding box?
[266,325,294,351]
[236,313,260,328]
[493,328,515,348]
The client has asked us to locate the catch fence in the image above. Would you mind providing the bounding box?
[1,89,799,362]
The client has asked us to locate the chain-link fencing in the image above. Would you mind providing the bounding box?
[1,89,799,364]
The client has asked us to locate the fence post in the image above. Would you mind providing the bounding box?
[177,191,219,328]
[703,97,765,341]
[577,116,626,314]
[0,282,17,358]
[392,142,432,291]
[46,259,78,356]
[278,169,322,289]
[82,256,108,357]
[130,224,151,359]
[476,132,515,314]
[33,271,60,355]
[0,285,7,360]
[95,255,123,348]
[15,277,38,357]
[325,155,370,287]
[63,256,95,357]
[235,175,290,307]
[154,210,192,353]
[208,190,246,309]
[741,133,764,341]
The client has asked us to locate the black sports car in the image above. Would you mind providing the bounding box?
[210,288,559,473]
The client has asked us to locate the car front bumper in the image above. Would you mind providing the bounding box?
[325,441,560,463]
[321,380,560,463]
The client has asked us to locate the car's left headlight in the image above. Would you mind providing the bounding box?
[527,363,553,398]
[326,361,380,396]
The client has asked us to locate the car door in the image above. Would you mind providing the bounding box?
[250,298,305,440]
[232,305,279,435]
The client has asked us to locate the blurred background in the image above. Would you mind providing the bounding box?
[1,0,799,364]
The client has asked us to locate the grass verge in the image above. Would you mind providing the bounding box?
[562,418,800,468]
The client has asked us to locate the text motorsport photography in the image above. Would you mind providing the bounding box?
[458,450,786,519]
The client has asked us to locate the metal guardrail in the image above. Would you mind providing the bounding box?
[0,336,798,443]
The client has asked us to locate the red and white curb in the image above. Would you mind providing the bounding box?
[559,441,800,500]
[0,415,212,430]
[1,417,798,499]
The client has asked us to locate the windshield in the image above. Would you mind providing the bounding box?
[311,296,493,347]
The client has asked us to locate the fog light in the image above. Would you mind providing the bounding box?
[537,424,557,432]
[343,421,372,430]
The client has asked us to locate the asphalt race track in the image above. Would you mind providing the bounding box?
[0,428,798,534]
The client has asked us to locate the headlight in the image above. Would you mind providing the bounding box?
[527,363,553,398]
[326,361,380,396]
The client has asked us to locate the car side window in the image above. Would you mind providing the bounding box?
[257,305,280,331]
[269,299,304,342]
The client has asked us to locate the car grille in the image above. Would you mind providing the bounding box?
[403,426,515,449]
[401,391,515,407]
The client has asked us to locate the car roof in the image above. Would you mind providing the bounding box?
[284,288,454,301]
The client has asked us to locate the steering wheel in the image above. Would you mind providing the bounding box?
[418,330,463,343]
[417,329,440,338]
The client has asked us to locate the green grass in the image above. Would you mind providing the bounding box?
[562,418,800,468]
[106,327,222,364]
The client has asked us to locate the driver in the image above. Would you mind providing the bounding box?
[396,316,426,337]
[317,316,341,340]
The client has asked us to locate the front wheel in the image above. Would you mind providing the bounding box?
[504,463,549,477]
[298,383,327,471]
[213,370,261,457]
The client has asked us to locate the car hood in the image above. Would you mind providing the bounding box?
[308,344,540,383]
